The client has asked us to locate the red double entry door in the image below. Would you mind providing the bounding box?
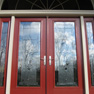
[11,18,84,94]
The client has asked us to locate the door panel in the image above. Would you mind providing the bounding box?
[47,18,84,94]
[11,18,46,94]
[0,18,10,94]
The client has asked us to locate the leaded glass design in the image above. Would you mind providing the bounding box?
[54,22,78,86]
[17,22,40,86]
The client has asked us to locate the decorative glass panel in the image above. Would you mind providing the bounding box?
[54,22,78,86]
[17,22,40,86]
[86,22,94,86]
[0,22,8,86]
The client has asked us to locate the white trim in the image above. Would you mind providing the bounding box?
[80,16,89,94]
[0,10,94,17]
[6,16,15,94]
[0,0,4,10]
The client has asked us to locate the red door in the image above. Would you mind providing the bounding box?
[0,18,10,94]
[47,18,84,94]
[84,18,94,94]
[11,18,46,94]
[11,18,84,94]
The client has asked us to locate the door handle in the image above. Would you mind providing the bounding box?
[49,56,54,66]
[40,56,46,66]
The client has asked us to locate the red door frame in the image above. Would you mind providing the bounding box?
[0,18,10,94]
[10,18,46,94]
[47,18,84,94]
[84,18,94,94]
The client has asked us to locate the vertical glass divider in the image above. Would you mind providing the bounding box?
[80,16,89,94]
[6,16,15,94]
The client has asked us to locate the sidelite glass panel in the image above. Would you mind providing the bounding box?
[86,22,94,86]
[0,22,8,86]
[17,22,40,86]
[54,22,78,86]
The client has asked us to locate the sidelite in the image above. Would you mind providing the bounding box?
[17,22,40,86]
[0,22,8,86]
[86,22,94,86]
[54,22,78,86]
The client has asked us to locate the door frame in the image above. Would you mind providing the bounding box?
[6,17,87,94]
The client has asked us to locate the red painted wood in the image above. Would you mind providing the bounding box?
[11,18,84,94]
[47,18,84,94]
[10,18,46,94]
[84,18,94,94]
[0,18,10,94]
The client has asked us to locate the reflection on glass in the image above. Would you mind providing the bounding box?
[54,22,78,86]
[0,22,8,86]
[17,22,40,86]
[86,22,94,86]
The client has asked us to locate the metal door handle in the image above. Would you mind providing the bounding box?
[49,56,54,66]
[40,56,46,65]
[44,56,46,65]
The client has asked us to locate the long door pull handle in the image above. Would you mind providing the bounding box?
[49,56,54,66]
[40,56,46,65]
